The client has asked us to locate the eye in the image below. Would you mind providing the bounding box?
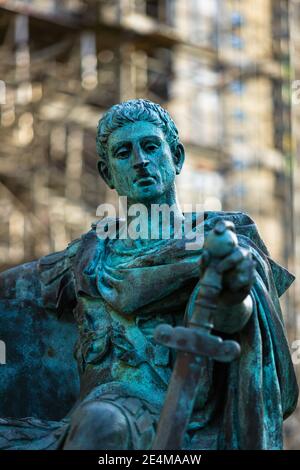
[115,148,130,159]
[144,142,159,152]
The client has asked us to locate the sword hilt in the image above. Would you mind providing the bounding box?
[188,220,238,327]
[154,324,240,363]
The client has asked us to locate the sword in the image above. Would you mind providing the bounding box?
[152,220,241,450]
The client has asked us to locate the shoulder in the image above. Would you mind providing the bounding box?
[204,210,294,297]
[204,210,256,230]
[37,221,103,280]
[204,210,268,251]
[38,223,107,311]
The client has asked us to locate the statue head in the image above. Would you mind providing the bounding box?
[96,99,185,204]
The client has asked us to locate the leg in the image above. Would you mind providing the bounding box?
[63,400,130,450]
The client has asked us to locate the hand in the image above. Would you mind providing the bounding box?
[200,246,257,306]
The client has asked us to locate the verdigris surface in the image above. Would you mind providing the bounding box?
[0,99,298,450]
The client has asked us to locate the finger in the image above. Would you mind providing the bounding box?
[217,247,250,273]
[238,257,256,276]
[227,259,257,291]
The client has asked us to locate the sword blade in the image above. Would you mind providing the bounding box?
[152,351,205,450]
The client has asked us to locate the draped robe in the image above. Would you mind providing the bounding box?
[0,211,298,449]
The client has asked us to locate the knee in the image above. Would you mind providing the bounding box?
[64,401,129,450]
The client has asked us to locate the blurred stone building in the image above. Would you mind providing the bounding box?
[0,0,292,264]
[0,0,299,449]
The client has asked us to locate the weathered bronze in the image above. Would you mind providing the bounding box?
[0,99,298,450]
[153,220,241,449]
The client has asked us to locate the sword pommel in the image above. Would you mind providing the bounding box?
[205,220,238,258]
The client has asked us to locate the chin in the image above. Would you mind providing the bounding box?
[137,186,164,201]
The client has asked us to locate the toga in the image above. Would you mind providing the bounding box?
[0,211,298,449]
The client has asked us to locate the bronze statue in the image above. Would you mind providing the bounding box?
[0,99,298,450]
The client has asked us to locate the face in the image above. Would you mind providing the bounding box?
[102,121,183,203]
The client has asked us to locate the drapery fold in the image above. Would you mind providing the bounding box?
[0,211,298,449]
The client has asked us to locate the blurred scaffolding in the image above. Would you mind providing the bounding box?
[0,2,295,315]
[0,0,299,448]
[0,0,295,322]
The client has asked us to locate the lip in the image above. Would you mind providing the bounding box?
[134,176,156,186]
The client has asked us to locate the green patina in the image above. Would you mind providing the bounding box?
[0,99,298,450]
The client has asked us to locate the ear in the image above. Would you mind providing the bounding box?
[97,160,115,189]
[173,143,185,175]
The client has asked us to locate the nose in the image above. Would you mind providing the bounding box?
[132,144,150,170]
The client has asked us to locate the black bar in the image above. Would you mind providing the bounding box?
[0,450,299,468]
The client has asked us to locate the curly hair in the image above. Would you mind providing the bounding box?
[96,99,180,163]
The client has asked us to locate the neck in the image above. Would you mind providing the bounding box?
[119,185,184,241]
